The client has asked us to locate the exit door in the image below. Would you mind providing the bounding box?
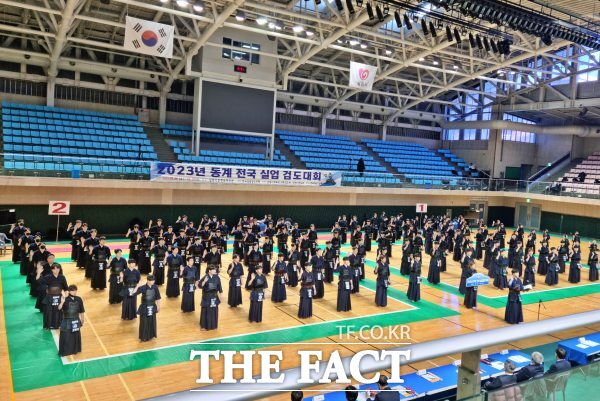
[515,203,541,230]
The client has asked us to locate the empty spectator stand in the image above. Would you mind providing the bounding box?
[438,149,480,177]
[362,139,462,186]
[167,141,291,168]
[161,124,269,145]
[1,102,156,176]
[557,152,600,196]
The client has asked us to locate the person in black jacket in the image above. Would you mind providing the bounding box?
[484,360,518,390]
[515,352,544,382]
[367,375,400,401]
[357,158,365,176]
[545,348,571,375]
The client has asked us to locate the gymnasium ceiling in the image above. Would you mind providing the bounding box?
[0,0,598,128]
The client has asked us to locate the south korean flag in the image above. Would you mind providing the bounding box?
[124,16,174,58]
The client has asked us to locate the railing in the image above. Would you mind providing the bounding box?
[457,359,600,401]
[528,152,570,182]
[0,154,599,200]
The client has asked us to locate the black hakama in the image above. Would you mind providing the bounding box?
[121,286,138,320]
[271,274,287,302]
[166,267,181,298]
[464,286,477,309]
[336,265,352,312]
[227,261,243,307]
[313,269,324,299]
[199,275,222,330]
[537,250,549,275]
[138,249,152,275]
[375,262,390,307]
[524,259,536,288]
[91,261,107,290]
[407,274,421,302]
[152,259,166,286]
[298,272,315,319]
[136,285,160,342]
[181,281,196,312]
[545,260,559,286]
[589,260,599,282]
[287,261,299,287]
[108,274,123,304]
[568,257,581,284]
[43,294,63,329]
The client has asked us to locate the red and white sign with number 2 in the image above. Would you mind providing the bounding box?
[48,201,70,216]
[416,203,428,213]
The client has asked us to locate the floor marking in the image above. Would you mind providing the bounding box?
[79,380,91,401]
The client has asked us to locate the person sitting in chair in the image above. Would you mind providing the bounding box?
[484,361,521,401]
[545,348,571,374]
[516,351,545,382]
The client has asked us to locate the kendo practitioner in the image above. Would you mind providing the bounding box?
[338,216,348,244]
[108,249,126,304]
[9,219,26,264]
[439,235,449,272]
[181,257,199,312]
[199,266,223,331]
[475,228,485,260]
[287,243,301,288]
[357,238,367,280]
[67,220,82,262]
[374,255,390,307]
[148,218,164,240]
[349,247,362,294]
[137,229,154,275]
[29,239,49,287]
[350,226,362,248]
[135,275,161,341]
[38,263,68,329]
[298,263,316,319]
[203,243,221,275]
[245,243,263,289]
[271,253,288,302]
[248,265,268,323]
[509,242,524,277]
[174,229,189,257]
[459,248,474,295]
[453,231,464,262]
[362,220,374,252]
[558,240,569,274]
[162,226,175,253]
[378,229,393,258]
[263,221,276,241]
[231,224,244,258]
[331,231,342,262]
[187,237,205,272]
[310,248,325,299]
[589,246,598,282]
[307,224,319,256]
[166,247,184,298]
[407,253,422,302]
[494,249,509,290]
[505,269,524,325]
[568,245,582,284]
[537,240,550,276]
[185,221,198,239]
[126,224,141,263]
[58,285,85,357]
[275,226,289,259]
[243,228,257,265]
[91,237,111,290]
[463,261,478,309]
[74,224,90,270]
[18,228,34,276]
[151,238,168,286]
[227,255,244,307]
[262,236,274,275]
[299,231,311,267]
[121,259,141,320]
[218,219,229,252]
[523,248,536,288]
[336,257,353,312]
[400,239,412,276]
[526,232,536,255]
[83,229,99,279]
[507,233,518,267]
[427,241,442,285]
[483,234,494,269]
[545,248,560,286]
[323,241,336,283]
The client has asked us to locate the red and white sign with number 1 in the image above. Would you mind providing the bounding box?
[48,200,70,216]
[416,203,428,213]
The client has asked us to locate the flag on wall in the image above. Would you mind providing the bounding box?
[349,61,377,91]
[123,16,174,58]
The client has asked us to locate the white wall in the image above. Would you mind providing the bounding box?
[572,136,600,159]
[535,133,573,166]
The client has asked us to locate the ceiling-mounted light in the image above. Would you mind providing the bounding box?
[176,0,189,7]
[429,21,437,37]
[334,0,344,11]
[490,39,498,53]
[375,5,385,22]
[454,27,461,44]
[160,0,169,3]
[314,0,321,4]
[235,10,246,21]
[292,25,304,33]
[356,0,363,6]
[542,34,553,46]
[476,34,483,49]
[421,18,429,36]
[385,49,392,55]
[192,0,204,12]
[468,32,476,48]
[268,22,276,29]
[432,60,439,65]
[348,39,360,46]
[419,57,425,61]
[345,0,355,14]
[446,25,453,41]
[403,13,412,30]
[256,16,268,25]
[453,64,459,69]
[394,11,402,28]
[366,3,375,20]
[383,4,389,15]
[483,37,490,52]
[360,42,368,49]
[305,30,314,37]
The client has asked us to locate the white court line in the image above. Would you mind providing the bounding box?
[51,329,70,364]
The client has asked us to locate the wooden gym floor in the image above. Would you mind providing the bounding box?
[1,231,599,401]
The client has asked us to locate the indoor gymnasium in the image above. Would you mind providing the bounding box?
[0,0,599,401]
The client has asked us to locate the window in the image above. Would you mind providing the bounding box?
[222,38,261,64]
[577,48,599,83]
[443,82,496,141]
[501,114,536,143]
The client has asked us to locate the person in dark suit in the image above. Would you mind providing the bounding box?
[367,375,400,401]
[484,360,518,390]
[515,351,544,382]
[545,348,571,375]
[345,385,359,401]
[290,390,303,401]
